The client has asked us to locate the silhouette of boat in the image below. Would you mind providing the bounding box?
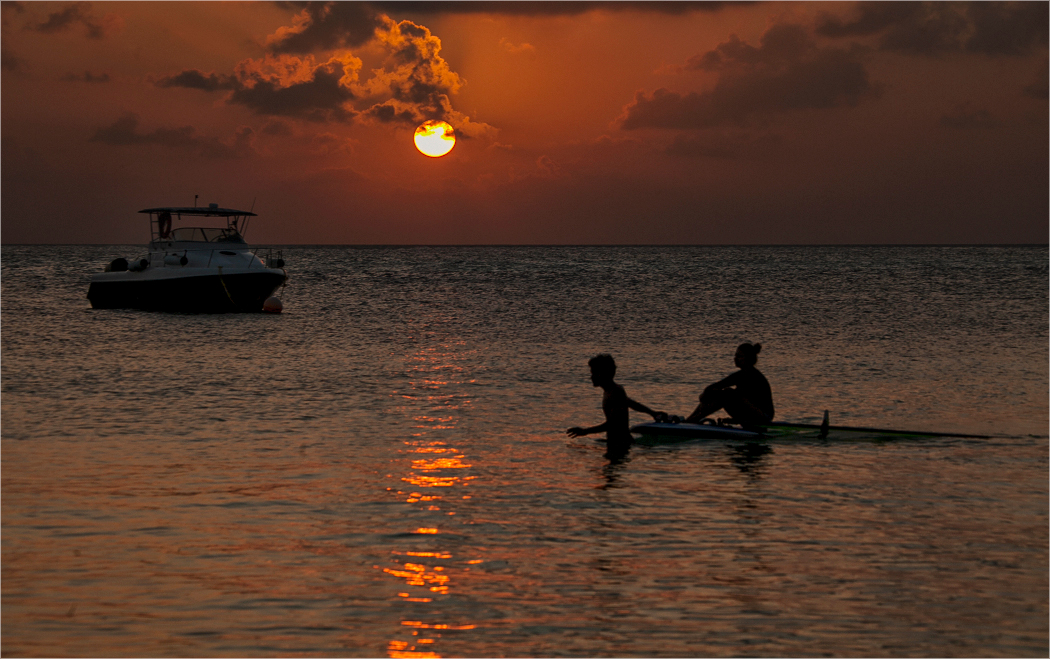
[87,204,287,312]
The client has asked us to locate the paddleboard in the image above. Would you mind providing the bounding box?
[630,421,761,441]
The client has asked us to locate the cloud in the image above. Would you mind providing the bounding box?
[2,1,25,24]
[507,154,565,183]
[356,18,462,116]
[155,10,495,138]
[229,53,361,121]
[370,2,745,17]
[621,24,877,130]
[89,113,256,158]
[267,2,382,53]
[665,131,782,159]
[2,46,25,72]
[159,54,362,122]
[263,2,725,56]
[1,2,25,71]
[29,1,115,39]
[311,131,355,155]
[1023,60,1049,100]
[156,69,237,92]
[61,70,110,83]
[940,105,1000,130]
[261,118,296,136]
[686,23,815,71]
[500,37,535,56]
[816,2,1048,57]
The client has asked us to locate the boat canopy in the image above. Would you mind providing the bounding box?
[139,206,257,217]
[142,204,258,243]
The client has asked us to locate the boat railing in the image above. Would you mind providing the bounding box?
[142,245,284,270]
[170,227,246,243]
[253,248,285,270]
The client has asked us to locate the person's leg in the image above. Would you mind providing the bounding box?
[685,389,727,423]
[723,394,772,426]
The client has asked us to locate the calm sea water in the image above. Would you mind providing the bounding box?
[2,245,1047,657]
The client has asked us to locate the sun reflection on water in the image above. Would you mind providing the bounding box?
[383,341,481,658]
[382,437,480,657]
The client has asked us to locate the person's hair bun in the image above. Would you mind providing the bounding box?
[753,343,762,354]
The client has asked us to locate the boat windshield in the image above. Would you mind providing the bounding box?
[169,227,246,244]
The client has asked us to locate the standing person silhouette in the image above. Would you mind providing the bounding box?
[567,354,665,459]
[686,343,774,426]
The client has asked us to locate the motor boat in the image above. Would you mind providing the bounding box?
[87,204,288,312]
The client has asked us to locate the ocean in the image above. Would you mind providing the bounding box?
[2,244,1047,657]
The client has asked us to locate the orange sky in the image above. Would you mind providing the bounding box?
[2,1,1047,244]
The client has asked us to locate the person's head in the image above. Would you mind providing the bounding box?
[588,353,616,386]
[734,342,762,368]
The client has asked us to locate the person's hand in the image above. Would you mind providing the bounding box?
[566,427,586,438]
[653,411,668,422]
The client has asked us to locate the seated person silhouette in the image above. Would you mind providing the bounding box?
[567,354,665,458]
[685,342,774,426]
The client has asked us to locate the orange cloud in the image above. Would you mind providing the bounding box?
[154,10,493,137]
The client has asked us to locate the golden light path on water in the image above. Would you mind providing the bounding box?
[383,340,478,658]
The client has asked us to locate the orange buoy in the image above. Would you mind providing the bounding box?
[262,297,283,313]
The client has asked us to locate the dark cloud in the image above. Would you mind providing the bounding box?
[1,45,24,72]
[665,131,782,159]
[229,55,360,121]
[621,24,877,130]
[268,2,383,53]
[198,126,257,159]
[89,113,256,158]
[267,1,745,55]
[2,2,27,71]
[90,113,197,147]
[940,105,1000,130]
[687,23,815,71]
[31,1,107,39]
[1023,60,1049,100]
[361,99,428,125]
[156,69,237,92]
[370,2,744,17]
[261,118,296,136]
[816,2,1049,57]
[2,1,26,23]
[61,70,109,83]
[157,55,360,122]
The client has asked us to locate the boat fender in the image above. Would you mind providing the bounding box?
[128,258,149,272]
[164,253,189,266]
[106,257,128,272]
[262,297,283,314]
[272,258,285,268]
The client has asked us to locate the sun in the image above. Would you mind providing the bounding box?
[414,120,456,158]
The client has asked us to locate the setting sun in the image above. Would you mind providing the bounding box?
[414,120,456,157]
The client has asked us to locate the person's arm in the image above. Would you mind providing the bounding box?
[627,397,665,420]
[702,371,740,396]
[567,421,607,437]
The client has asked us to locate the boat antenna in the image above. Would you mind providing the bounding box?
[250,196,256,213]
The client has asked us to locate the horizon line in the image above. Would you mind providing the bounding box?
[3,242,1047,248]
